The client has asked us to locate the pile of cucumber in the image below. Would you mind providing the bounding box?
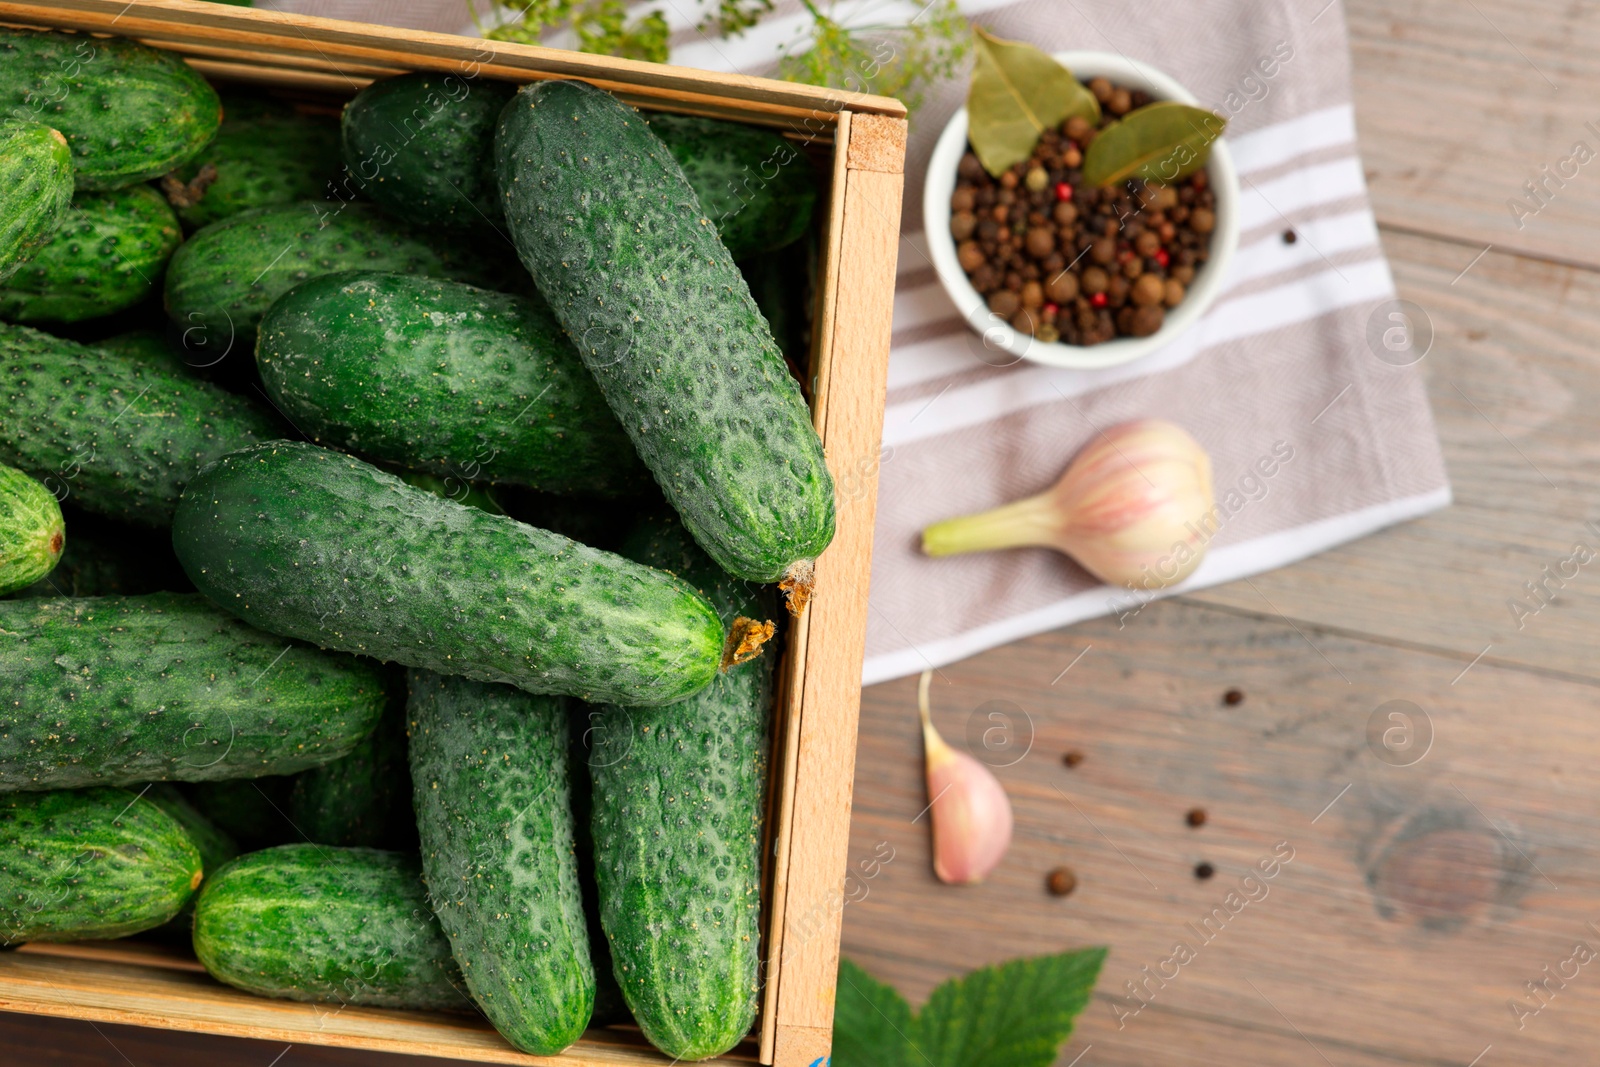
[0,27,831,1062]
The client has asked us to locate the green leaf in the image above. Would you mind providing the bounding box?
[833,959,917,1067]
[966,27,1100,177]
[915,948,1107,1067]
[1081,101,1227,188]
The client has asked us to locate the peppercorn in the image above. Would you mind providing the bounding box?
[1172,264,1195,284]
[1130,304,1164,336]
[1163,278,1186,307]
[1106,274,1130,308]
[1000,169,1020,190]
[988,289,1020,318]
[1087,76,1113,104]
[1036,323,1061,344]
[1012,307,1038,335]
[1064,115,1093,142]
[951,187,976,213]
[1222,688,1244,706]
[1134,230,1161,257]
[1046,867,1077,896]
[1081,266,1109,295]
[1090,236,1116,265]
[1052,201,1078,226]
[1194,862,1215,880]
[950,212,977,241]
[1063,749,1085,767]
[1108,88,1132,115]
[1046,271,1079,303]
[1020,280,1044,309]
[957,241,984,272]
[1122,256,1144,280]
[1131,273,1164,307]
[1025,166,1049,192]
[1283,228,1298,244]
[1063,146,1082,168]
[1190,207,1215,233]
[1026,225,1055,258]
[958,153,985,181]
[1186,808,1207,828]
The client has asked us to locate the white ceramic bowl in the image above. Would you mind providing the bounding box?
[924,51,1240,370]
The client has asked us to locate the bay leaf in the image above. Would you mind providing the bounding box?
[966,27,1100,177]
[1081,100,1227,188]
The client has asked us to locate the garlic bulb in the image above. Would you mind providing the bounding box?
[920,419,1214,589]
[920,671,1012,885]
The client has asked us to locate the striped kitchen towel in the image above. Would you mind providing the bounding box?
[261,0,1451,685]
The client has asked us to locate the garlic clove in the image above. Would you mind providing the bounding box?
[919,671,1013,885]
[920,419,1214,590]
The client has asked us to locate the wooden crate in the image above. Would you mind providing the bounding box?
[0,2,907,1065]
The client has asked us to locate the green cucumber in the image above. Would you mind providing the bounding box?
[0,185,182,324]
[407,671,593,1053]
[0,322,279,525]
[172,441,725,706]
[193,844,467,1010]
[0,29,221,191]
[0,592,388,792]
[9,508,190,599]
[0,464,63,595]
[164,95,341,230]
[288,694,415,849]
[587,513,775,1060]
[341,73,517,232]
[164,201,515,356]
[0,786,203,944]
[257,271,644,497]
[343,73,806,257]
[646,112,816,257]
[182,776,296,851]
[0,121,72,284]
[399,470,506,515]
[495,80,836,598]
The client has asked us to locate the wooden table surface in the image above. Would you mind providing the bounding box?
[7,1,1596,1064]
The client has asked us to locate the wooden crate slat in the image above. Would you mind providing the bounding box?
[0,949,756,1065]
[0,0,904,123]
[767,115,905,1067]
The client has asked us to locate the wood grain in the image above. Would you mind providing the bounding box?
[768,114,905,1067]
[842,598,1600,1066]
[1186,229,1600,683]
[1348,0,1600,269]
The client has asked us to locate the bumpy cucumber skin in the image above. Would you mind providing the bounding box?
[0,464,63,595]
[646,113,816,258]
[289,693,415,849]
[164,201,511,349]
[0,592,388,791]
[0,185,182,324]
[0,786,203,944]
[173,441,724,706]
[0,29,221,191]
[588,513,774,1060]
[257,271,644,497]
[495,80,836,583]
[342,73,517,232]
[407,671,594,1053]
[0,121,72,285]
[193,844,466,1010]
[168,99,342,230]
[0,323,281,525]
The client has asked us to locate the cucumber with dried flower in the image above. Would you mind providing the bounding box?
[0,185,181,324]
[172,441,728,706]
[192,844,466,1009]
[256,271,644,496]
[0,29,221,191]
[0,121,72,284]
[0,786,203,944]
[0,592,388,792]
[587,512,775,1060]
[0,464,63,595]
[407,671,593,1053]
[495,80,835,607]
[0,323,279,525]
